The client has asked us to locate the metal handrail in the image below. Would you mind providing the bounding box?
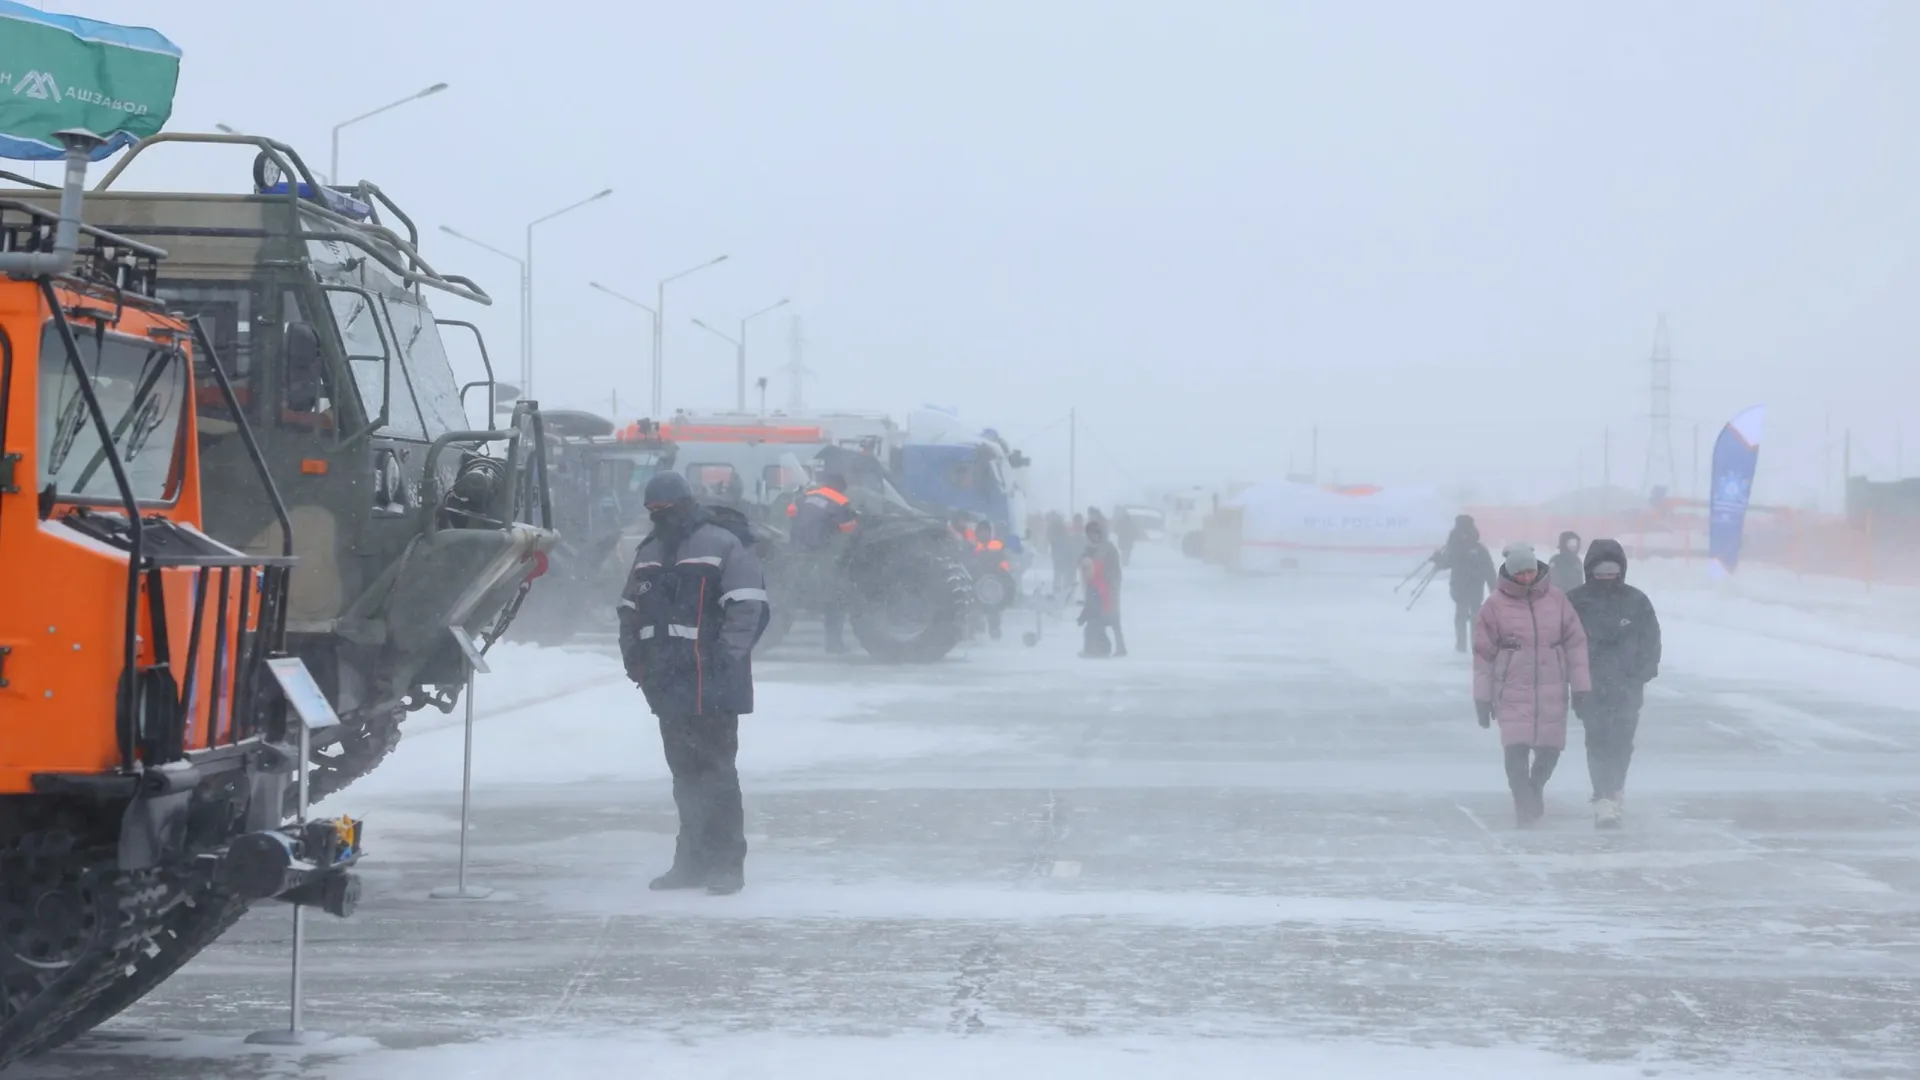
[89,132,491,306]
[437,318,495,423]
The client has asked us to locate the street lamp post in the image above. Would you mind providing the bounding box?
[522,189,613,397]
[693,297,789,412]
[330,82,448,185]
[589,282,658,414]
[438,225,526,416]
[653,256,729,418]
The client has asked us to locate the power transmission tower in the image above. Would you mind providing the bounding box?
[780,314,814,412]
[1641,314,1677,495]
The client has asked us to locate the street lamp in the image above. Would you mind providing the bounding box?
[589,282,658,413]
[523,189,613,397]
[438,224,526,415]
[693,297,789,412]
[653,255,729,418]
[331,82,448,185]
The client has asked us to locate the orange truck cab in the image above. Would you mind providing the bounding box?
[0,135,361,932]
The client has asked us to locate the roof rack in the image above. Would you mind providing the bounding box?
[0,168,58,191]
[0,198,168,301]
[87,132,491,306]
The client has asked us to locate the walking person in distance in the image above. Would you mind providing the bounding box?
[1433,515,1497,653]
[1566,539,1661,828]
[1473,541,1592,827]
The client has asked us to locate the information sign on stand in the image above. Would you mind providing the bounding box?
[249,656,339,1047]
[430,626,494,900]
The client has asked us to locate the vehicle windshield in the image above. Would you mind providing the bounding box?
[382,297,468,437]
[38,323,188,504]
[325,288,399,432]
[839,459,917,513]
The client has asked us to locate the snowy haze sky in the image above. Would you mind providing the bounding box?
[52,0,1920,509]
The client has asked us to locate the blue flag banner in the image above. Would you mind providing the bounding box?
[1707,405,1764,577]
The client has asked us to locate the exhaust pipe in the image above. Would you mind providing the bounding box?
[0,128,106,279]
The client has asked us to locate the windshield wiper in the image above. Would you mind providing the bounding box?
[70,350,178,495]
[43,388,92,479]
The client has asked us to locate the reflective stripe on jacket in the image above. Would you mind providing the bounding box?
[617,518,769,715]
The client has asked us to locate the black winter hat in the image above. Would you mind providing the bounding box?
[643,470,695,507]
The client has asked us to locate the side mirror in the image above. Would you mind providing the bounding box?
[371,446,413,516]
[285,321,324,412]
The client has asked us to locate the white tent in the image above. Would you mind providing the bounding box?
[1229,481,1458,574]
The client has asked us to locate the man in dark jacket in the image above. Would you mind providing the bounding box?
[618,471,771,894]
[1565,538,1660,829]
[1432,515,1496,653]
[1548,531,1585,592]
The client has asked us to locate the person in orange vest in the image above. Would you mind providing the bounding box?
[972,519,1008,640]
[790,471,857,653]
[1078,517,1127,658]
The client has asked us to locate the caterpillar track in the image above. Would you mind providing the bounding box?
[0,824,169,1071]
[294,706,407,817]
[25,887,252,1058]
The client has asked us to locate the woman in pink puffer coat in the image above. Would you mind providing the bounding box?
[1473,542,1591,826]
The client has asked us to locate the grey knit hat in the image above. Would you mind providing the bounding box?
[1502,541,1537,578]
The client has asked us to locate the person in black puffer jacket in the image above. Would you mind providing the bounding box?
[1433,515,1497,653]
[1565,538,1661,828]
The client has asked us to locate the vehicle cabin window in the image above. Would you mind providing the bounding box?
[686,463,742,500]
[38,323,188,504]
[277,288,343,428]
[944,457,978,492]
[155,283,254,426]
[325,287,425,440]
[763,462,807,492]
[382,298,467,438]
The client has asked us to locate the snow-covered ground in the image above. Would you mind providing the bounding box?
[16,546,1920,1079]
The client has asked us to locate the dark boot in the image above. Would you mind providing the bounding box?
[1503,746,1535,827]
[1529,748,1560,823]
[705,865,745,896]
[649,834,705,890]
[704,772,745,891]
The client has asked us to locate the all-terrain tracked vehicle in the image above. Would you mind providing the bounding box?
[506,413,675,646]
[0,133,365,1068]
[753,445,974,662]
[10,133,560,805]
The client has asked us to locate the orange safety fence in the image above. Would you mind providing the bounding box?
[1460,503,1920,589]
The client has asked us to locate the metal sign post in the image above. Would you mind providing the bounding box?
[431,626,493,901]
[248,657,340,1047]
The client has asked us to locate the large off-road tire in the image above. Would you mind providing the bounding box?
[972,566,1016,612]
[849,547,972,663]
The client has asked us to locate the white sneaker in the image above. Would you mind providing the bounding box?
[1593,797,1622,829]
